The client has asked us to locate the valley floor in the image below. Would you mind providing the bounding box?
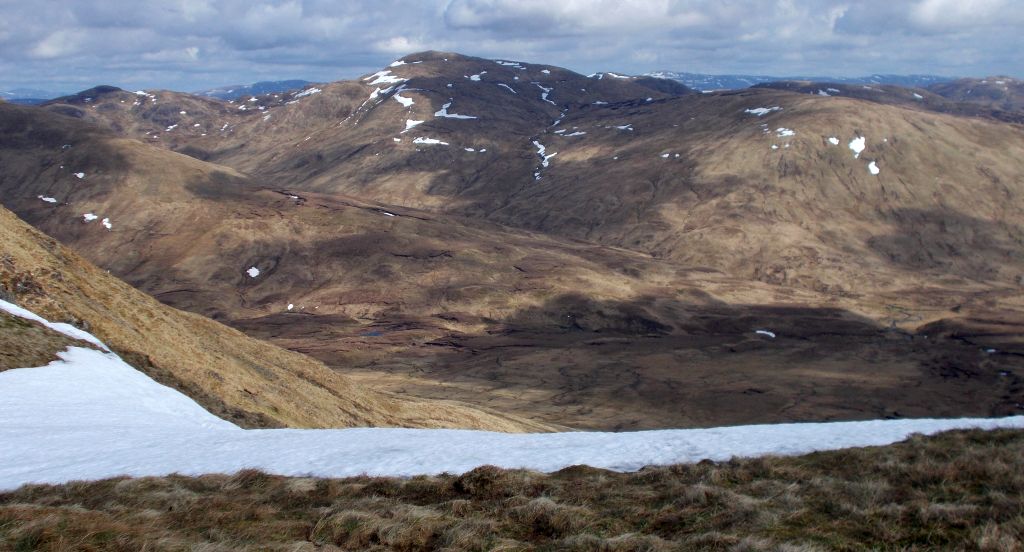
[2,428,1022,551]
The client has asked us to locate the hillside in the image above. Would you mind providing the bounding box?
[0,200,548,432]
[38,53,1024,300]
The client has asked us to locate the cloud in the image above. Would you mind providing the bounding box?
[0,0,1020,94]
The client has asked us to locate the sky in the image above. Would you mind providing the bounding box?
[1,0,1021,95]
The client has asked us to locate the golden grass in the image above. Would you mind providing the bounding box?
[0,205,550,432]
[2,428,1022,551]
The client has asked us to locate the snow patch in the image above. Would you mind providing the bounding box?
[868,161,880,175]
[246,267,260,278]
[38,196,57,203]
[101,218,111,230]
[364,71,406,86]
[776,128,795,137]
[413,137,449,146]
[434,100,477,119]
[913,93,924,100]
[497,83,517,94]
[82,213,97,222]
[73,172,85,179]
[404,119,424,131]
[744,106,782,116]
[756,330,776,338]
[849,136,866,158]
[393,92,414,107]
[294,87,322,99]
[533,82,556,105]
[828,137,840,145]
[494,60,525,69]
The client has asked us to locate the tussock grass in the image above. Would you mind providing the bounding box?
[2,428,1023,550]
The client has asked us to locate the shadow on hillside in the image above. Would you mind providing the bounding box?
[867,208,1024,282]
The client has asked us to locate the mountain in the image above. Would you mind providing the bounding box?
[647,71,955,91]
[0,103,549,433]
[196,79,314,101]
[753,80,1024,124]
[5,51,1024,431]
[928,76,1024,113]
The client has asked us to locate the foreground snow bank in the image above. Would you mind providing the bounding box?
[2,299,1023,490]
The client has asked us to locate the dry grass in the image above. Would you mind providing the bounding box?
[2,428,1022,551]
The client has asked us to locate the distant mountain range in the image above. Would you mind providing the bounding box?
[0,88,64,104]
[194,79,313,100]
[645,71,955,92]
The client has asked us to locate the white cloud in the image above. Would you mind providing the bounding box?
[910,0,1014,30]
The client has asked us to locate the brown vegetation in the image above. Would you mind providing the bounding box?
[2,428,1022,551]
[0,204,549,432]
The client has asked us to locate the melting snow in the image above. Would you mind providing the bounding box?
[613,124,633,131]
[389,60,406,67]
[564,131,586,137]
[434,100,478,119]
[404,119,424,131]
[495,60,525,69]
[817,89,831,96]
[532,141,556,168]
[287,304,294,311]
[393,137,401,142]
[393,92,414,107]
[246,267,260,278]
[756,330,776,338]
[38,196,57,203]
[497,83,517,94]
[541,69,551,74]
[849,136,866,158]
[101,218,111,230]
[165,124,177,132]
[82,213,98,222]
[413,137,449,146]
[868,161,880,175]
[827,88,840,93]
[534,82,556,105]
[744,107,782,116]
[364,71,406,86]
[606,72,630,79]
[73,172,85,179]
[465,72,486,82]
[913,93,924,100]
[828,137,840,145]
[294,87,322,99]
[776,128,795,137]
